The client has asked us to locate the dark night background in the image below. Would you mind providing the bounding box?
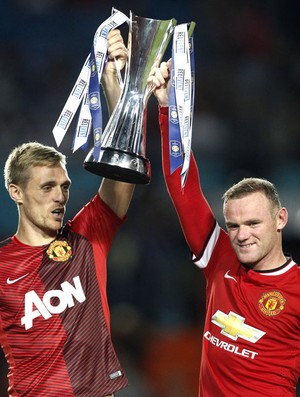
[0,0,299,395]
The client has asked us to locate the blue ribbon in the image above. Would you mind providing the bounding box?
[88,45,104,161]
[168,27,195,177]
[168,52,183,174]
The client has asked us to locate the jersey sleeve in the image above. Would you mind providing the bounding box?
[67,194,124,253]
[65,195,125,326]
[159,106,217,263]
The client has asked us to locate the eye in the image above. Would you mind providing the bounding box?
[42,185,52,192]
[249,221,259,227]
[62,184,71,192]
[226,224,238,230]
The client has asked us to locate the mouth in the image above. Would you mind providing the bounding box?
[51,208,65,220]
[238,243,255,250]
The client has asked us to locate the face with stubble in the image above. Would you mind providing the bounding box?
[15,163,71,240]
[223,192,288,271]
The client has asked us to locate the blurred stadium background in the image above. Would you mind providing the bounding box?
[0,0,299,395]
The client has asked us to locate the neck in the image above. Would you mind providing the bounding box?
[245,252,287,272]
[15,228,57,247]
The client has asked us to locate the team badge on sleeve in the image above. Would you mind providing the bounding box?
[258,290,286,316]
[47,240,72,262]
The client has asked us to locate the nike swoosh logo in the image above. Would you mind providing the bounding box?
[224,270,237,282]
[7,273,29,285]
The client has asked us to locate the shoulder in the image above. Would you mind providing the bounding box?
[0,237,12,250]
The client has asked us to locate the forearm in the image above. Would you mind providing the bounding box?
[95,29,134,218]
[101,29,127,114]
[99,70,134,218]
[101,71,121,115]
[159,106,216,255]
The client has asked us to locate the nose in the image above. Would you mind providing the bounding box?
[54,187,68,203]
[236,225,250,242]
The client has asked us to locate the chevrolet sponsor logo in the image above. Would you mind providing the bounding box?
[211,310,265,343]
[204,331,258,359]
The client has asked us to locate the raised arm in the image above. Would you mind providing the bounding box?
[98,29,135,218]
[100,29,127,113]
[151,61,216,257]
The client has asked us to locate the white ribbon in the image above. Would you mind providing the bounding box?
[172,23,195,187]
[52,8,129,151]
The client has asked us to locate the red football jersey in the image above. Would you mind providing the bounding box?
[159,107,300,397]
[0,194,128,396]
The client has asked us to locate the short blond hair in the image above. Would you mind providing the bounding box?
[4,141,67,190]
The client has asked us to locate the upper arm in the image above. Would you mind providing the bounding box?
[98,178,135,219]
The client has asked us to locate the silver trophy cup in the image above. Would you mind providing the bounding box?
[83,12,176,184]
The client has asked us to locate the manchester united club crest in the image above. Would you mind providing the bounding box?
[258,290,286,316]
[47,240,72,262]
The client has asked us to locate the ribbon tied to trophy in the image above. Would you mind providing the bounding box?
[169,22,196,188]
[52,8,129,156]
[52,8,195,187]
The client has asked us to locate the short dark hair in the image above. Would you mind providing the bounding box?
[222,177,281,210]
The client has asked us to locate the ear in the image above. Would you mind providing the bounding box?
[276,207,288,231]
[8,184,23,204]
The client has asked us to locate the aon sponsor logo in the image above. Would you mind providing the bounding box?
[21,276,86,330]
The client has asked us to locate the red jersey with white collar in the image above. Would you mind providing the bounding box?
[0,194,128,396]
[159,106,300,397]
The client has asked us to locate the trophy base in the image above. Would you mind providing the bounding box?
[83,147,151,185]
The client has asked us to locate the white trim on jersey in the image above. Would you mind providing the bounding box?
[259,260,297,276]
[193,223,221,269]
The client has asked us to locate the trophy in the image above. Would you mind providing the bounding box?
[83,12,177,184]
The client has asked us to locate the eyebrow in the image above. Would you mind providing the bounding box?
[225,218,261,227]
[40,179,71,187]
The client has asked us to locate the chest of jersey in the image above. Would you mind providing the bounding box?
[0,235,92,330]
[203,257,300,395]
